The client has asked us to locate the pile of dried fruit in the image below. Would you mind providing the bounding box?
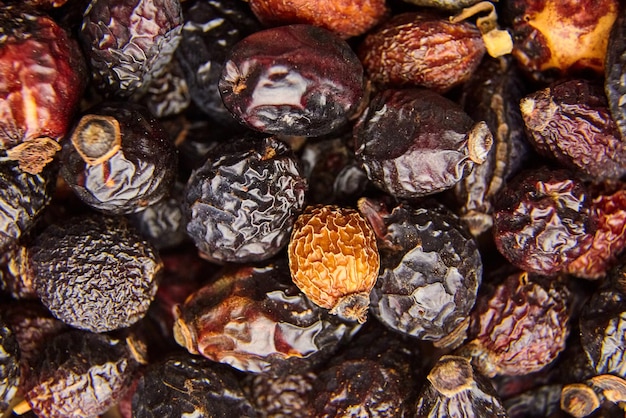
[1,0,626,416]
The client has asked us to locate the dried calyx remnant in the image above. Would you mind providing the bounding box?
[70,115,121,166]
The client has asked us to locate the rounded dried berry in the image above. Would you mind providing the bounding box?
[288,205,380,323]
[219,24,364,137]
[28,215,163,333]
[184,135,307,264]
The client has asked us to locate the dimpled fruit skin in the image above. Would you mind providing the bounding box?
[28,215,162,333]
[219,24,364,137]
[185,136,307,263]
[25,330,135,418]
[288,205,379,312]
[132,354,256,418]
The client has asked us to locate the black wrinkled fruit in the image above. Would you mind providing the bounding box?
[605,3,626,141]
[80,0,184,97]
[0,315,19,413]
[219,24,365,137]
[0,161,55,254]
[24,330,139,418]
[27,215,163,333]
[60,102,178,215]
[184,135,307,264]
[132,353,256,418]
[354,88,493,198]
[244,370,316,418]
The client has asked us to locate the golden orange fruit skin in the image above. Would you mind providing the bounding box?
[287,205,380,321]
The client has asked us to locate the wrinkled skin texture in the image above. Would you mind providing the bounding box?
[493,167,596,275]
[132,354,256,418]
[244,370,316,418]
[185,136,307,264]
[521,79,626,180]
[0,316,19,413]
[605,4,626,141]
[219,24,364,137]
[28,215,163,333]
[463,272,570,377]
[80,0,183,97]
[358,12,485,93]
[173,261,360,375]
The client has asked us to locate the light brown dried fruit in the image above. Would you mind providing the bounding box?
[287,205,380,324]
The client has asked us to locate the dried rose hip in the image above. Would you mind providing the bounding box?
[132,353,256,418]
[27,215,163,333]
[460,271,570,377]
[80,0,184,97]
[0,315,20,413]
[354,88,493,198]
[360,198,482,349]
[492,167,596,276]
[605,4,626,141]
[506,0,619,81]
[248,0,388,39]
[219,24,365,137]
[184,135,307,264]
[520,79,626,181]
[21,330,141,418]
[0,5,86,174]
[60,102,178,215]
[244,370,316,418]
[135,57,190,119]
[173,260,360,374]
[287,204,380,324]
[358,11,485,93]
[415,355,509,417]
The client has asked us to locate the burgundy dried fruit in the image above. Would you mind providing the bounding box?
[80,0,184,97]
[60,102,178,215]
[248,0,388,39]
[354,88,493,198]
[287,204,380,324]
[493,167,596,275]
[219,24,364,137]
[27,215,163,333]
[184,135,307,264]
[173,260,360,374]
[520,79,626,180]
[358,12,485,93]
[0,5,86,174]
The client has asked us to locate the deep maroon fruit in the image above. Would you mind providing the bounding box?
[28,215,163,333]
[0,5,86,174]
[132,353,256,418]
[60,102,178,215]
[80,0,184,97]
[493,167,596,276]
[184,136,307,264]
[354,88,493,198]
[219,24,364,137]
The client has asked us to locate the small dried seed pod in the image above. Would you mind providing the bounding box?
[287,205,380,323]
[415,355,509,417]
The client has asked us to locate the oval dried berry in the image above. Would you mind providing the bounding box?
[288,204,380,324]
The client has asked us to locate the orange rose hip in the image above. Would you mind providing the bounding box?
[287,205,380,324]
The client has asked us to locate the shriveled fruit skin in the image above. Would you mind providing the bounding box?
[244,370,316,418]
[358,12,485,93]
[0,5,86,174]
[80,0,183,97]
[0,162,55,254]
[363,199,482,348]
[173,260,360,375]
[354,88,493,198]
[605,3,626,141]
[184,136,307,264]
[288,205,380,324]
[219,24,364,137]
[521,79,626,180]
[461,271,570,377]
[25,330,138,418]
[132,353,256,418]
[0,315,19,413]
[400,0,482,8]
[492,167,596,276]
[415,355,508,418]
[28,215,163,333]
[60,102,178,215]
[249,0,388,39]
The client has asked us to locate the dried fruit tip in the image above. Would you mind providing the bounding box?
[329,292,370,323]
[467,121,493,164]
[5,137,61,174]
[71,114,122,166]
[450,1,513,58]
[173,309,198,355]
[427,355,475,397]
[560,384,601,418]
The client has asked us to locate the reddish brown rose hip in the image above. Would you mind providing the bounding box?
[358,12,485,93]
